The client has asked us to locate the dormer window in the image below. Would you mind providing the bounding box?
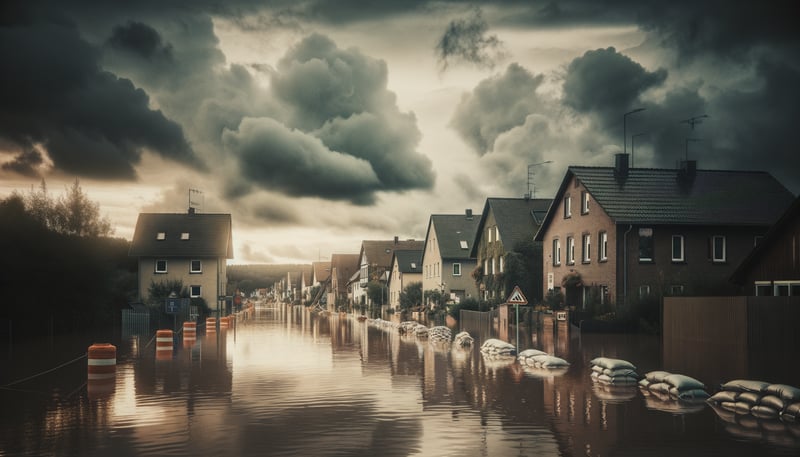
[410,262,417,269]
[181,232,190,240]
[156,232,166,240]
[460,240,468,249]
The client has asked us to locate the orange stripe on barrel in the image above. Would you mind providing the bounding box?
[87,343,116,380]
[156,329,173,360]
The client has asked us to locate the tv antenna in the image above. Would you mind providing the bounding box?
[681,114,709,130]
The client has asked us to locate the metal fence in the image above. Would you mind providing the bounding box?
[121,309,150,337]
[459,309,500,340]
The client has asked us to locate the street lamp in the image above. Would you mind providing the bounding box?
[623,108,646,156]
[526,160,553,199]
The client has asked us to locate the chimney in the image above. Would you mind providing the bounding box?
[394,236,399,245]
[188,207,196,215]
[614,153,629,179]
[465,209,473,219]
[677,160,697,184]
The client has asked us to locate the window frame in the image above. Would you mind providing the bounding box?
[155,259,168,274]
[582,233,591,263]
[639,284,650,299]
[566,236,575,265]
[712,235,726,263]
[671,235,685,262]
[453,263,462,276]
[564,195,572,219]
[638,228,654,262]
[190,259,202,273]
[553,238,561,266]
[190,285,201,298]
[599,231,608,262]
[581,191,590,214]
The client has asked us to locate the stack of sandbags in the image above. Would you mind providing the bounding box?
[480,338,517,358]
[708,380,800,422]
[589,357,639,386]
[639,371,709,402]
[398,321,418,335]
[453,331,474,348]
[428,326,452,343]
[518,349,570,369]
[412,324,429,338]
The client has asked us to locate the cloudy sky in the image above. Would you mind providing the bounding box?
[1,1,797,264]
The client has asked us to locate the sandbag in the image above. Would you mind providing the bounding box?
[591,357,636,371]
[518,349,547,358]
[721,379,770,394]
[604,367,638,378]
[648,382,671,394]
[708,390,738,404]
[664,374,705,391]
[645,371,671,383]
[751,405,780,420]
[676,389,710,401]
[737,392,763,406]
[761,395,786,412]
[766,384,800,403]
[781,403,800,422]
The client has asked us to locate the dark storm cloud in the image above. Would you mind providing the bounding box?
[450,63,547,155]
[1,149,43,177]
[436,7,506,71]
[562,47,667,122]
[0,18,201,180]
[223,117,382,205]
[106,21,173,62]
[223,33,435,205]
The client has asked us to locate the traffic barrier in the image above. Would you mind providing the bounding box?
[183,321,197,348]
[156,329,173,360]
[206,317,216,333]
[220,316,229,330]
[87,343,116,399]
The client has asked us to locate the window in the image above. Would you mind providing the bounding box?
[566,236,575,265]
[553,239,561,266]
[582,234,591,263]
[453,263,461,276]
[411,262,417,269]
[155,259,167,273]
[599,231,608,261]
[669,285,684,296]
[581,191,590,214]
[712,235,726,263]
[180,232,190,240]
[459,240,468,249]
[774,281,800,296]
[487,227,493,243]
[495,227,500,243]
[564,195,572,218]
[671,235,685,262]
[755,281,773,296]
[499,256,504,273]
[191,260,202,273]
[156,232,166,240]
[190,285,201,298]
[491,258,496,275]
[639,284,650,299]
[484,259,488,274]
[639,228,653,262]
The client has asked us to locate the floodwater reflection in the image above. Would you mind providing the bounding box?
[1,302,799,456]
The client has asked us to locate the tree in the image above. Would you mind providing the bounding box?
[367,279,386,305]
[399,282,422,311]
[23,178,113,237]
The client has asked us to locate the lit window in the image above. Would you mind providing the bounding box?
[411,262,417,269]
[581,191,590,214]
[156,232,166,240]
[553,239,561,266]
[190,285,201,298]
[564,195,572,218]
[495,227,500,242]
[672,235,685,262]
[639,228,653,262]
[453,263,461,276]
[582,234,591,263]
[460,240,468,249]
[491,258,496,275]
[712,235,726,263]
[191,260,202,273]
[599,232,608,261]
[181,232,190,240]
[639,285,650,298]
[566,237,575,265]
[499,256,504,273]
[487,227,493,243]
[155,259,167,273]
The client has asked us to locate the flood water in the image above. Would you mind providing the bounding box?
[2,302,799,456]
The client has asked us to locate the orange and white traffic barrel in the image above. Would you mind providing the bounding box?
[220,316,229,330]
[206,317,216,333]
[156,329,173,360]
[88,343,116,399]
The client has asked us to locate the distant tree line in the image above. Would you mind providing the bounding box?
[0,181,136,340]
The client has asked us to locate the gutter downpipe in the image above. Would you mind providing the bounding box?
[623,224,633,311]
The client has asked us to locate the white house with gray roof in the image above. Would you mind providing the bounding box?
[422,211,481,306]
[129,208,233,308]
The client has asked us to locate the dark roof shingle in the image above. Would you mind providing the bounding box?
[129,212,233,258]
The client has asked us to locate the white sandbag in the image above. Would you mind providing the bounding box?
[639,379,651,389]
[766,384,800,403]
[676,389,711,401]
[518,349,548,358]
[428,326,452,342]
[663,374,705,391]
[534,355,570,368]
[604,367,639,378]
[708,390,738,404]
[648,382,671,394]
[645,371,672,383]
[454,331,474,347]
[590,357,636,371]
[721,379,770,394]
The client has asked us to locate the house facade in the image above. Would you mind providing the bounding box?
[471,198,552,303]
[129,209,233,309]
[357,238,424,308]
[387,250,422,309]
[328,253,359,311]
[535,155,795,310]
[421,212,481,305]
[731,196,800,296]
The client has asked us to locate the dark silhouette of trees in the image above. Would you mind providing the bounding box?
[21,179,113,237]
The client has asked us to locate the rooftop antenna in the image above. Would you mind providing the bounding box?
[681,114,709,130]
[189,188,204,212]
[526,161,552,199]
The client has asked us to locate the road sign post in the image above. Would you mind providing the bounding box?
[505,286,528,352]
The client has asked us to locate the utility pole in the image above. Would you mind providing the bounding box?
[526,160,552,199]
[623,108,646,156]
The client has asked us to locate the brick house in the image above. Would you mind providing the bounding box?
[129,208,233,308]
[421,211,481,305]
[387,249,422,309]
[471,198,552,303]
[730,196,800,296]
[534,154,795,311]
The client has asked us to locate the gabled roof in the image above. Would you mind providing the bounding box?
[392,249,423,274]
[426,214,481,260]
[730,195,800,285]
[360,239,424,268]
[470,198,553,256]
[129,212,233,258]
[534,166,794,241]
[312,261,331,283]
[330,253,359,286]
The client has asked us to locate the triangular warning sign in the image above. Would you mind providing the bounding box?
[506,285,528,305]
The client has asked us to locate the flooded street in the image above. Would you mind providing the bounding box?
[2,303,799,457]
